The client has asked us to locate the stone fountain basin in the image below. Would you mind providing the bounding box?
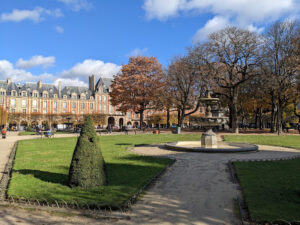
[164,141,258,153]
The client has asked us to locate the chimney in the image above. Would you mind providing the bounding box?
[58,80,62,98]
[7,78,11,84]
[89,75,95,92]
[37,80,42,89]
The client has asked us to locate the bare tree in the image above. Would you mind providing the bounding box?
[264,20,300,135]
[167,56,208,130]
[190,27,263,133]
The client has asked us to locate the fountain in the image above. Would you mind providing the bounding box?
[165,91,258,153]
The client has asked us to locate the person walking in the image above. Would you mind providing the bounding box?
[1,127,7,139]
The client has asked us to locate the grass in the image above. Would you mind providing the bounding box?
[18,131,74,136]
[227,134,300,222]
[224,135,300,149]
[233,159,300,222]
[8,133,200,208]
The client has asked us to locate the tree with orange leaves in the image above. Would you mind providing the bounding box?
[109,56,165,128]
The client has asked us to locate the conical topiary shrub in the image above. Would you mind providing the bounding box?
[68,116,107,188]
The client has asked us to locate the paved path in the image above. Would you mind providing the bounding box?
[0,133,299,225]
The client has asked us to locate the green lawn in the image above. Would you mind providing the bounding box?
[18,131,74,136]
[8,134,200,208]
[224,135,300,149]
[228,135,300,222]
[234,159,300,222]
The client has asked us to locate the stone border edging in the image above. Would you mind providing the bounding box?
[0,141,18,200]
[164,141,258,153]
[228,155,300,225]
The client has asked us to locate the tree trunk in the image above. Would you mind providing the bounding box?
[139,109,144,129]
[177,109,181,127]
[166,107,170,128]
[277,95,282,136]
[270,91,275,132]
[255,108,259,129]
[230,88,239,134]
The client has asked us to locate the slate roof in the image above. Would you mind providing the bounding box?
[61,86,92,99]
[95,77,113,93]
[0,76,112,98]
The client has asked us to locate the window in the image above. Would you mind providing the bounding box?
[109,105,113,114]
[53,102,57,108]
[11,108,15,113]
[43,109,47,114]
[103,96,106,102]
[72,110,76,114]
[99,96,102,101]
[10,99,16,107]
[33,92,38,98]
[33,109,37,112]
[43,101,47,108]
[22,99,27,108]
[43,93,48,98]
[11,91,16,96]
[90,103,93,110]
[22,92,27,97]
[63,102,67,109]
[54,94,57,98]
[32,100,37,108]
[72,94,77,99]
[103,105,107,112]
[63,95,67,99]
[127,112,131,119]
[0,91,5,96]
[81,103,85,109]
[53,109,57,114]
[72,102,76,109]
[22,109,26,113]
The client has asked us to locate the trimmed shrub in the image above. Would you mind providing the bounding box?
[68,116,107,188]
[27,124,32,132]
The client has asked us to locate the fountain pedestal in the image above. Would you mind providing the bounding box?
[201,129,218,148]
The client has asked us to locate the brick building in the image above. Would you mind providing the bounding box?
[0,75,142,129]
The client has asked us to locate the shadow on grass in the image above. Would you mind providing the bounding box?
[14,169,68,185]
[114,143,133,146]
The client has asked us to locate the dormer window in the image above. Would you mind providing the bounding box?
[33,92,38,98]
[11,91,17,96]
[22,91,27,97]
[72,93,77,99]
[53,94,57,98]
[63,95,67,99]
[80,93,86,100]
[43,91,49,98]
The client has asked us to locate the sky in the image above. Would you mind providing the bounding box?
[1,0,299,87]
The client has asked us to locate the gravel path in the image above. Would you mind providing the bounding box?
[0,133,299,225]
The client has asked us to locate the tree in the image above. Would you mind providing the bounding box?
[109,56,165,128]
[264,20,300,135]
[0,106,8,128]
[68,116,106,188]
[190,27,263,133]
[167,56,208,128]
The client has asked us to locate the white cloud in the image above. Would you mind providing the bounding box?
[0,60,55,83]
[60,59,121,80]
[16,55,56,69]
[57,0,93,11]
[53,78,88,87]
[143,0,297,23]
[1,7,63,23]
[1,58,120,87]
[143,0,300,41]
[143,0,185,20]
[193,16,230,42]
[56,26,64,33]
[127,48,148,57]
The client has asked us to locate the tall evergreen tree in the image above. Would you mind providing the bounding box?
[68,116,106,188]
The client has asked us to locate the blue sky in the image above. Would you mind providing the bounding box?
[1,0,299,86]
